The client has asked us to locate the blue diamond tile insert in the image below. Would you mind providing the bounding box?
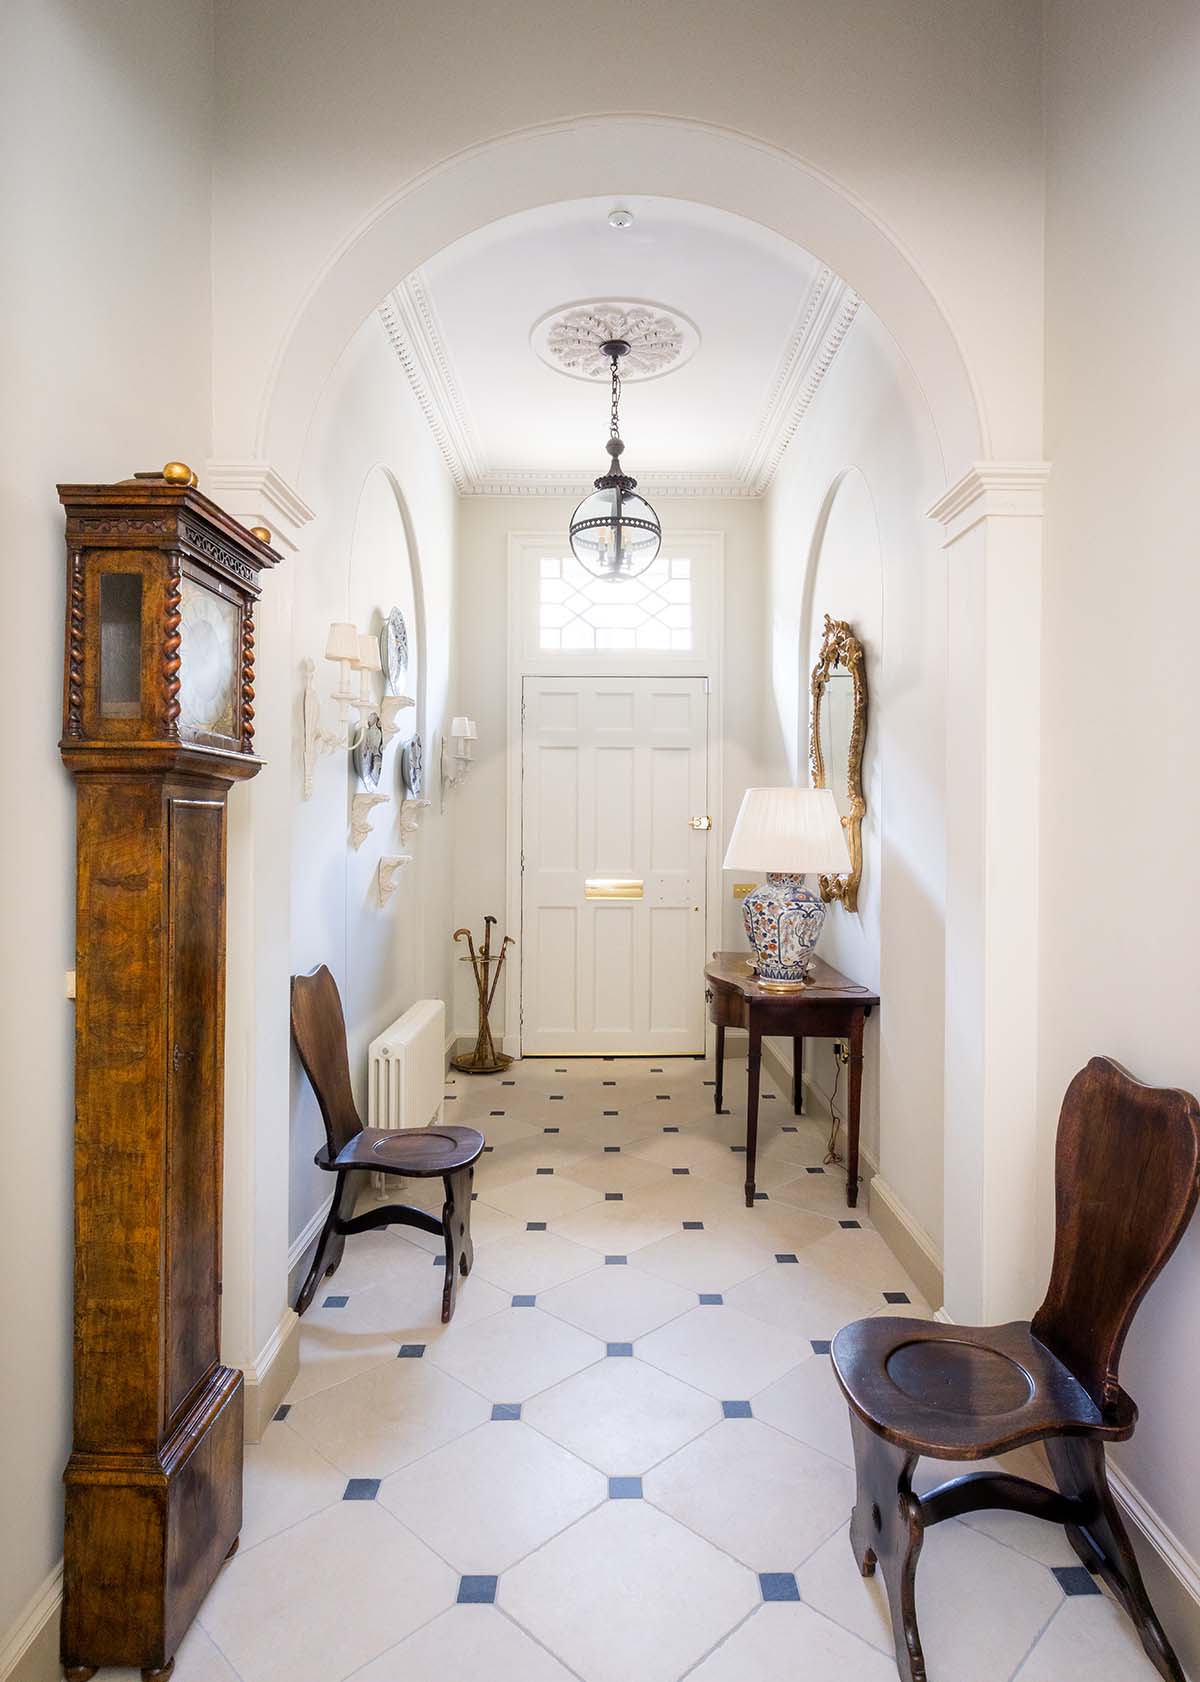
[754,1192,769,1201]
[492,1402,522,1420]
[672,1167,691,1175]
[490,1109,505,1116]
[550,1095,564,1101]
[699,1293,724,1305]
[444,1094,457,1101]
[811,1339,832,1355]
[840,1220,861,1229]
[806,1166,825,1175]
[759,1572,801,1603]
[1053,1566,1101,1597]
[322,1294,348,1308]
[483,1146,494,1153]
[682,1221,704,1231]
[730,1144,746,1154]
[722,1400,753,1419]
[398,1344,426,1358]
[344,1478,380,1501]
[603,1080,617,1086]
[512,1295,537,1307]
[433,1255,446,1267]
[471,1192,478,1201]
[663,1125,680,1133]
[605,1192,624,1202]
[605,1255,628,1266]
[458,1575,499,1605]
[782,1125,799,1132]
[536,1167,554,1176]
[555,1068,568,1072]
[717,1108,732,1116]
[775,1253,799,1264]
[609,1476,643,1499]
[526,1222,547,1231]
[703,1080,716,1086]
[502,1079,516,1085]
[656,1095,670,1100]
[607,1342,634,1357]
[544,1127,560,1134]
[604,1144,621,1151]
[651,1068,663,1073]
[884,1291,911,1304]
[273,1404,291,1421]
[604,1112,620,1119]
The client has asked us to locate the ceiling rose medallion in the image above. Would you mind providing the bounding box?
[532,299,700,382]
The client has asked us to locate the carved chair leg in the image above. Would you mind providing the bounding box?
[1046,1437,1184,1682]
[848,1411,929,1682]
[440,1167,474,1323]
[295,1171,354,1317]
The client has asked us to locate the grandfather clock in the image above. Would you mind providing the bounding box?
[57,464,279,1681]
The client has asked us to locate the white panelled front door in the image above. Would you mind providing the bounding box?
[521,675,710,1055]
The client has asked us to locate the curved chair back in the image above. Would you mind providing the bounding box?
[290,965,364,1159]
[1032,1055,1200,1413]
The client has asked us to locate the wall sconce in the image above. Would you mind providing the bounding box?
[302,621,397,799]
[440,716,478,809]
[324,621,361,721]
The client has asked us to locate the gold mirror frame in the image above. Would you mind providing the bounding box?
[809,614,867,911]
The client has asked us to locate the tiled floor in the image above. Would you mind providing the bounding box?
[137,1058,1165,1681]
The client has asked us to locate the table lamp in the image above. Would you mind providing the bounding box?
[723,787,850,986]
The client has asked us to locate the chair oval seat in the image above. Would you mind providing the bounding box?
[832,1316,1136,1460]
[322,1124,485,1176]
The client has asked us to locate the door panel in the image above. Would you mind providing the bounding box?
[522,675,708,1054]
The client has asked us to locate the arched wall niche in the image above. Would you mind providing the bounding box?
[250,116,987,488]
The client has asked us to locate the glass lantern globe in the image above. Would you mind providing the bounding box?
[568,478,662,580]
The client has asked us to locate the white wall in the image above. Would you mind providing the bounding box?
[452,497,769,1042]
[1041,0,1200,1601]
[0,0,215,1653]
[289,314,458,1250]
[764,307,947,1249]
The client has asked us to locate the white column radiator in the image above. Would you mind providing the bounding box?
[367,998,446,1132]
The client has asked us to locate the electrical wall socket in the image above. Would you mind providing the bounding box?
[833,1039,850,1064]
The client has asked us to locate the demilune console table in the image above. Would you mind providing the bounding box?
[704,951,879,1209]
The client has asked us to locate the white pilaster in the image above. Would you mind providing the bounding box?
[929,463,1050,1326]
[206,459,315,1435]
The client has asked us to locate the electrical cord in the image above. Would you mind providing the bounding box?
[824,1052,844,1166]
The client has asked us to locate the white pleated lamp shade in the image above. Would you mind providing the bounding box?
[354,633,383,673]
[324,621,360,662]
[723,787,849,874]
[450,716,472,738]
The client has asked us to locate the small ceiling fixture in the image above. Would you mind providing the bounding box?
[608,208,634,229]
[568,340,662,581]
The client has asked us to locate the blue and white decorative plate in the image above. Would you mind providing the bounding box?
[380,607,409,693]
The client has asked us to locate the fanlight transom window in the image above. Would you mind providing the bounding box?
[538,553,692,652]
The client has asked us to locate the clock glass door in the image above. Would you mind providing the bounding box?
[178,573,240,745]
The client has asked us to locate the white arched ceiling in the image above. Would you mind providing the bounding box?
[253,116,987,489]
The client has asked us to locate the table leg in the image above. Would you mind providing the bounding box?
[745,1021,762,1208]
[714,1023,725,1113]
[846,1008,864,1208]
[792,1035,804,1114]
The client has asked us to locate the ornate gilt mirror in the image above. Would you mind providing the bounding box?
[809,614,867,910]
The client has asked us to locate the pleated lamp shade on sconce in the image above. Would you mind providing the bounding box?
[724,787,849,987]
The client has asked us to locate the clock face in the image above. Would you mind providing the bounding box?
[178,575,239,743]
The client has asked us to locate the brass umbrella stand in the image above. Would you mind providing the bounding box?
[451,915,515,1074]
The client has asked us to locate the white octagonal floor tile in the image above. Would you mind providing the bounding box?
[484,1171,602,1222]
[470,1230,602,1295]
[285,1353,491,1478]
[1014,1595,1167,1681]
[537,1262,695,1341]
[427,1305,603,1400]
[751,1352,854,1466]
[523,1351,722,1473]
[687,1601,901,1681]
[350,1606,577,1682]
[560,1150,677,1195]
[302,1266,509,1340]
[798,1515,1064,1682]
[645,1417,854,1569]
[286,1322,399,1404]
[549,1197,683,1255]
[198,1499,456,1682]
[638,1305,809,1398]
[239,1419,346,1551]
[500,1497,759,1682]
[725,1257,882,1341]
[633,1226,779,1292]
[93,1621,241,1682]
[379,1419,604,1570]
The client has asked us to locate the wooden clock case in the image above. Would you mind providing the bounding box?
[57,469,279,1680]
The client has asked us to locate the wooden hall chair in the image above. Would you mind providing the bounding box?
[832,1056,1200,1682]
[290,965,484,1322]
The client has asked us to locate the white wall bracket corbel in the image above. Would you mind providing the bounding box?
[350,792,389,850]
[377,854,413,905]
[301,658,351,799]
[380,693,416,747]
[399,797,431,841]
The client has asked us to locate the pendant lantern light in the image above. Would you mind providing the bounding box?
[568,339,662,580]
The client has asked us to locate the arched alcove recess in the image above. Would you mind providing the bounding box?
[251,116,985,486]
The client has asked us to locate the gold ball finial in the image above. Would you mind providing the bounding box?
[249,526,271,544]
[188,470,199,488]
[162,461,192,485]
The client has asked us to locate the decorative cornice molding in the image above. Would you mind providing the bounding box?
[927,461,1052,545]
[204,460,316,548]
[379,264,860,500]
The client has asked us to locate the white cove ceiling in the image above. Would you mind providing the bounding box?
[378,195,860,498]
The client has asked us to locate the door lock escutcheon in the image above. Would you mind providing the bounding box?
[689,815,712,830]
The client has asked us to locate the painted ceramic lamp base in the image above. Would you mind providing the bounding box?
[743,872,827,986]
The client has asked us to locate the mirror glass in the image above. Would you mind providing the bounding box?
[818,669,856,823]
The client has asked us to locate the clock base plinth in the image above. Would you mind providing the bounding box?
[61,1368,243,1679]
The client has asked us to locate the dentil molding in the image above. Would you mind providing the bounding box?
[927,462,1052,546]
[379,266,860,500]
